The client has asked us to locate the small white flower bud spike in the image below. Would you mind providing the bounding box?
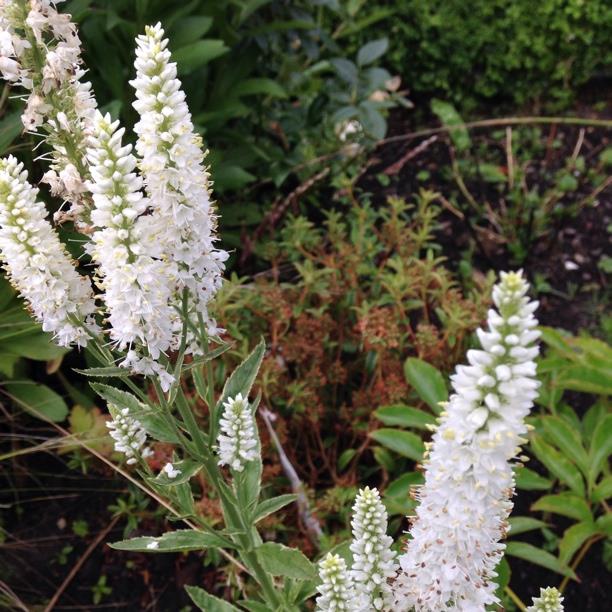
[350,487,397,610]
[394,271,541,611]
[0,156,97,347]
[106,403,151,465]
[316,553,356,612]
[216,393,258,472]
[162,462,181,479]
[527,587,564,612]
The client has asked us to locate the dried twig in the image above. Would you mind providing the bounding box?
[383,135,438,175]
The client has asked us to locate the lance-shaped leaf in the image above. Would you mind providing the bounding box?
[110,529,234,553]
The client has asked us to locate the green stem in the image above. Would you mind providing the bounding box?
[505,585,527,611]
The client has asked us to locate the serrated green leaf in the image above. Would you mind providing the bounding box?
[253,494,297,524]
[514,466,553,491]
[531,493,592,522]
[559,522,598,564]
[110,529,233,553]
[508,516,548,536]
[403,358,446,413]
[531,436,585,495]
[255,542,317,581]
[505,542,576,578]
[186,585,241,611]
[370,428,424,461]
[374,405,436,430]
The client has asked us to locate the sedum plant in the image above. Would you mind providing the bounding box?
[0,2,563,610]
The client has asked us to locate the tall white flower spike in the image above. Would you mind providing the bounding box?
[0,0,97,223]
[216,393,258,472]
[106,404,152,465]
[527,587,564,612]
[0,155,97,346]
[393,271,541,611]
[350,487,397,610]
[316,553,356,612]
[86,111,177,386]
[130,22,228,352]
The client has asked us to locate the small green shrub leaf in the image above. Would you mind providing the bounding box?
[370,429,424,461]
[374,405,436,430]
[403,358,447,413]
[357,38,388,66]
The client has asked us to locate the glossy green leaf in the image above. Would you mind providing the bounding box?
[559,522,598,564]
[174,40,229,74]
[531,436,585,495]
[403,358,446,413]
[357,38,389,66]
[3,381,68,422]
[110,529,233,553]
[374,405,435,430]
[370,428,424,461]
[186,585,241,612]
[508,516,548,536]
[514,466,553,491]
[505,542,576,579]
[542,416,589,476]
[255,542,317,581]
[531,493,592,522]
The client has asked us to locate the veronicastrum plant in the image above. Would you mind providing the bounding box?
[0,2,564,610]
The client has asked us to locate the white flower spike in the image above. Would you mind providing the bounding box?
[216,393,258,472]
[106,405,151,465]
[0,155,97,346]
[527,587,564,612]
[316,553,356,612]
[393,271,541,611]
[350,487,397,611]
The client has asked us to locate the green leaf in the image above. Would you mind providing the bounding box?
[74,366,132,378]
[515,466,553,491]
[431,99,470,152]
[186,585,241,612]
[211,339,265,443]
[531,493,592,522]
[589,414,612,485]
[91,384,179,443]
[152,459,202,486]
[505,542,576,579]
[109,529,234,553]
[337,448,356,471]
[592,475,612,504]
[403,358,447,413]
[330,58,358,85]
[0,111,23,154]
[253,494,297,524]
[374,405,435,430]
[558,365,612,395]
[3,381,68,422]
[0,331,68,360]
[358,102,386,140]
[357,38,389,66]
[169,16,213,47]
[508,516,548,536]
[370,428,424,461]
[493,556,511,597]
[174,40,229,74]
[531,436,585,495]
[233,78,287,98]
[596,512,612,536]
[542,416,590,476]
[255,542,317,581]
[559,522,598,564]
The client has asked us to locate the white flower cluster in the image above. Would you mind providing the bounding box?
[393,271,540,611]
[316,554,356,612]
[316,487,395,612]
[106,404,152,465]
[527,587,564,612]
[0,155,97,346]
[0,0,97,221]
[161,462,181,479]
[86,111,177,387]
[216,393,258,472]
[130,22,228,348]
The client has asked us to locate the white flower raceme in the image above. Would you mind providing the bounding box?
[393,271,540,612]
[0,155,97,346]
[86,111,177,386]
[130,22,228,350]
[106,404,152,465]
[350,487,397,611]
[316,553,356,612]
[0,0,97,222]
[216,393,258,472]
[527,587,564,612]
